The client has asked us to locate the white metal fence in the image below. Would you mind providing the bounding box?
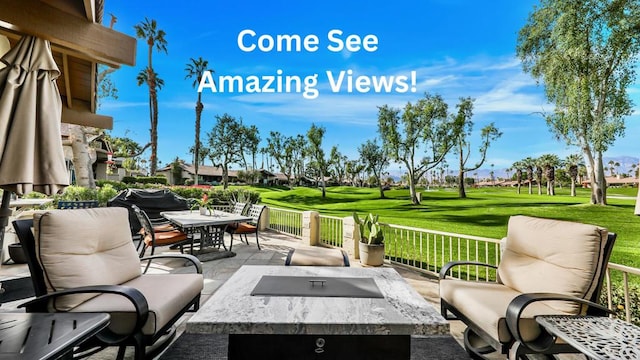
[265,206,639,323]
[267,207,302,237]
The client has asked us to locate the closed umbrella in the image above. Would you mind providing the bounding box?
[0,35,69,253]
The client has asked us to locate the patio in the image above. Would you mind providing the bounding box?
[0,229,591,359]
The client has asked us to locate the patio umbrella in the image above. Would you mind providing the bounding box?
[0,35,69,252]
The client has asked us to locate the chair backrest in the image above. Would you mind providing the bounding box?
[246,204,265,225]
[12,219,48,297]
[231,202,247,215]
[498,215,614,314]
[28,208,140,311]
[56,200,99,209]
[131,204,155,245]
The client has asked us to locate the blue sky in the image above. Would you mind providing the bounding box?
[101,0,639,175]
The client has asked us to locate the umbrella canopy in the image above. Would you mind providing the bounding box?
[0,35,68,196]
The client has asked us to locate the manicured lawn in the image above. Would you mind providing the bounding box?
[253,185,640,269]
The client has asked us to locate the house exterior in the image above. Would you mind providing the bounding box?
[157,163,240,185]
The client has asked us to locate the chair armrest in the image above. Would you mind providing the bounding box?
[140,254,203,274]
[19,285,149,335]
[505,292,615,353]
[439,261,498,280]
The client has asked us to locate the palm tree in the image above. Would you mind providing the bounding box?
[608,160,615,176]
[539,154,561,196]
[134,18,168,175]
[185,57,212,185]
[522,157,536,194]
[511,161,524,194]
[565,154,584,197]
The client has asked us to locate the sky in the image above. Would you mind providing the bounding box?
[101,0,640,176]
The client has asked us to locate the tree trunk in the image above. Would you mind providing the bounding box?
[194,97,203,185]
[222,165,229,189]
[379,184,385,199]
[68,125,95,189]
[458,148,466,198]
[409,173,419,204]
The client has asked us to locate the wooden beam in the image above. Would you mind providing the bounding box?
[0,0,135,66]
[62,107,113,129]
[62,53,73,109]
[90,62,96,113]
[82,0,95,22]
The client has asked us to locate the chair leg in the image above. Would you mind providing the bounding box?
[229,233,234,251]
[255,232,261,250]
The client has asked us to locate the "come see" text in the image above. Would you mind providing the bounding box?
[237,29,379,53]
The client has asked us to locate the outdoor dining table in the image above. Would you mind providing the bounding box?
[0,312,110,359]
[161,210,252,252]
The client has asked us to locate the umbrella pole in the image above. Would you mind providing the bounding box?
[0,190,12,259]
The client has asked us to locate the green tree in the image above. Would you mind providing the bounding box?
[345,160,365,187]
[534,159,544,195]
[265,131,295,189]
[517,0,640,205]
[378,93,462,204]
[329,146,347,185]
[306,124,330,198]
[358,140,389,198]
[452,97,502,198]
[565,153,584,196]
[521,157,536,195]
[206,114,245,189]
[539,153,562,195]
[511,160,525,194]
[185,57,212,185]
[134,17,167,175]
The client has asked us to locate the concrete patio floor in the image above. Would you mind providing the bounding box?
[0,230,582,359]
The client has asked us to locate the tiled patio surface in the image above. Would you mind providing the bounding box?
[0,230,582,359]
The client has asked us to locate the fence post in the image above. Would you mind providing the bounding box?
[302,211,320,246]
[342,216,360,259]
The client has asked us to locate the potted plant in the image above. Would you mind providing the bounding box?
[192,193,214,216]
[353,212,385,266]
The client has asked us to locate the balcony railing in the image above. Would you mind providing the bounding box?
[319,214,343,247]
[265,206,640,324]
[267,207,302,237]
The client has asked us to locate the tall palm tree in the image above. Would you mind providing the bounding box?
[565,153,584,197]
[185,57,212,185]
[539,154,561,196]
[522,157,536,194]
[511,161,524,194]
[134,18,168,175]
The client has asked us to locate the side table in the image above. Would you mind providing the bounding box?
[536,315,640,360]
[0,312,110,359]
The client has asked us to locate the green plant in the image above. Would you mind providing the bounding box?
[191,193,213,212]
[353,212,384,245]
[96,180,129,191]
[97,184,118,206]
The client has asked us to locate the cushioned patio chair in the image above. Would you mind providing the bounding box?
[439,215,616,359]
[12,207,204,360]
[132,204,193,258]
[226,204,265,251]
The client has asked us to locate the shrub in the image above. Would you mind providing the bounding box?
[57,185,98,201]
[184,179,194,186]
[170,187,205,200]
[600,282,640,326]
[97,184,118,206]
[96,180,128,191]
[122,176,168,185]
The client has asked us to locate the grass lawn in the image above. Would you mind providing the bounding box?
[251,185,640,269]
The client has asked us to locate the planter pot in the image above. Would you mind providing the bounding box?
[8,243,27,264]
[359,242,385,267]
[199,207,211,216]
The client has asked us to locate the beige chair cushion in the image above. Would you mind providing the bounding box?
[498,215,607,314]
[72,273,204,335]
[440,279,571,343]
[286,247,349,266]
[34,207,141,311]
